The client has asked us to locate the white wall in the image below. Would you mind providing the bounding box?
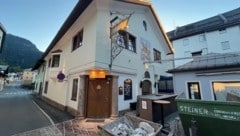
[118,74,137,111]
[42,3,98,107]
[207,26,240,53]
[173,25,240,67]
[173,71,240,101]
[66,74,81,110]
[40,0,173,111]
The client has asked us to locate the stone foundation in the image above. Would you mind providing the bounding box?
[41,96,66,111]
[66,106,80,116]
[41,96,80,117]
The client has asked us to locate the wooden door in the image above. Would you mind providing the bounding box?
[142,80,152,95]
[86,77,111,118]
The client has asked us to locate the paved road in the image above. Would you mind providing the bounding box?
[0,81,51,136]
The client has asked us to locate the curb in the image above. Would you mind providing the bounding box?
[32,100,55,125]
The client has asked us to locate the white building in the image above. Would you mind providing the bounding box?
[33,0,173,118]
[167,7,240,67]
[22,68,37,86]
[0,22,6,53]
[168,53,240,101]
[0,65,9,91]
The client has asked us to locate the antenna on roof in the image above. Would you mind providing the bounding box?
[218,14,228,23]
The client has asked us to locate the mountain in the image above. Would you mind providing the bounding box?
[0,34,43,72]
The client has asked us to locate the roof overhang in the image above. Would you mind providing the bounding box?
[115,0,174,54]
[32,0,93,70]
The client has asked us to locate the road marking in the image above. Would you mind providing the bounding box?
[0,92,32,95]
[32,100,55,125]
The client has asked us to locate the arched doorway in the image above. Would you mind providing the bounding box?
[142,80,152,95]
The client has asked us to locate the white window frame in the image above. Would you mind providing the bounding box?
[185,81,202,100]
[71,78,79,101]
[210,80,240,101]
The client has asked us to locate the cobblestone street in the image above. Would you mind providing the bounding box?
[12,112,184,136]
[13,118,114,136]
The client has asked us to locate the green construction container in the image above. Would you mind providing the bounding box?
[176,97,240,136]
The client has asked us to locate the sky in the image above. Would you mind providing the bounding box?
[0,0,239,52]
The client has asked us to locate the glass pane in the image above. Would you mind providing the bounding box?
[124,79,132,100]
[159,81,166,90]
[188,82,201,100]
[71,79,78,101]
[52,55,60,67]
[167,80,173,90]
[213,82,240,101]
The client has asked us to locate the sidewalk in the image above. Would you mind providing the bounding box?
[30,94,74,123]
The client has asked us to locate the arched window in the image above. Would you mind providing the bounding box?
[124,79,132,100]
[143,20,147,31]
[144,71,150,78]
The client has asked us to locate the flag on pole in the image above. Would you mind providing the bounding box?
[110,15,132,37]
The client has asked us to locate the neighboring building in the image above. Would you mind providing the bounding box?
[7,72,19,82]
[169,53,240,136]
[22,68,36,86]
[33,0,173,118]
[33,60,46,95]
[168,53,240,101]
[0,22,6,53]
[0,65,9,91]
[167,7,240,67]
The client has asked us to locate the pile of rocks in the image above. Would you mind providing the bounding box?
[111,122,155,136]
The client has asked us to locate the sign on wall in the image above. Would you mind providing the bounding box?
[140,37,151,62]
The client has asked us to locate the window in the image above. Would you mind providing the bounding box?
[118,30,136,52]
[71,78,78,101]
[199,34,206,42]
[143,20,147,31]
[44,81,48,94]
[187,82,201,99]
[72,29,83,51]
[144,71,150,78]
[191,51,202,57]
[183,39,189,46]
[158,76,173,93]
[212,81,240,101]
[124,79,132,100]
[51,54,60,67]
[153,48,161,62]
[221,41,230,50]
[48,58,51,67]
[39,82,43,94]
